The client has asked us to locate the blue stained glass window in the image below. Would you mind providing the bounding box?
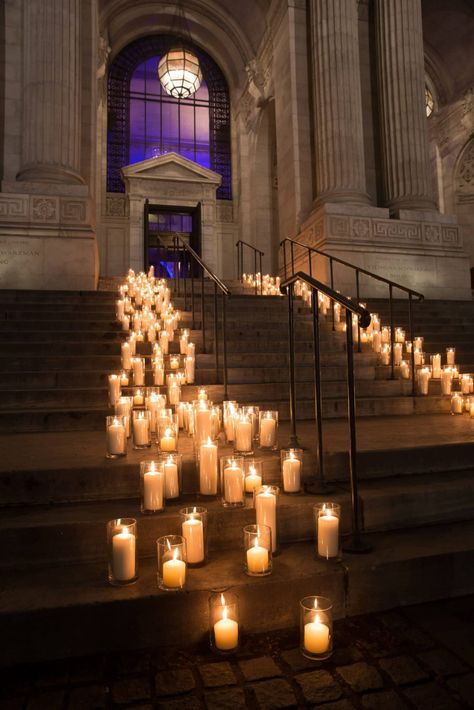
[107,35,231,199]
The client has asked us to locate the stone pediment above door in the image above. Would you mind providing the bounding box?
[121,152,221,187]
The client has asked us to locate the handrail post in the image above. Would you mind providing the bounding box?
[290,241,295,276]
[201,267,206,353]
[342,307,372,554]
[408,292,416,396]
[222,293,229,399]
[355,270,361,353]
[307,248,312,278]
[213,281,219,382]
[287,284,300,448]
[389,284,395,379]
[241,242,244,281]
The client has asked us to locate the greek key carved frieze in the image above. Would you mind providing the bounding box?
[60,199,87,224]
[0,196,28,220]
[422,224,441,244]
[442,227,460,245]
[373,221,421,241]
[329,216,350,237]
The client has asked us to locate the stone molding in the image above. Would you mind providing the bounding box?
[0,194,91,229]
[105,194,129,218]
[216,201,234,223]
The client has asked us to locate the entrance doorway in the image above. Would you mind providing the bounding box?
[143,201,201,277]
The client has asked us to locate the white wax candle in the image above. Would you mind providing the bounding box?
[224,418,235,442]
[414,349,423,366]
[451,394,463,414]
[246,540,269,574]
[121,316,130,331]
[441,370,453,395]
[143,467,163,511]
[199,439,218,495]
[168,384,180,406]
[255,489,277,552]
[159,331,169,354]
[121,342,132,370]
[112,528,136,581]
[107,419,125,455]
[259,417,276,448]
[182,516,204,564]
[432,354,441,378]
[304,615,330,654]
[108,375,121,405]
[418,369,430,395]
[214,609,238,650]
[235,419,252,452]
[116,300,125,320]
[133,389,144,406]
[224,463,244,503]
[180,335,188,355]
[185,356,195,384]
[160,429,176,452]
[164,459,179,498]
[153,366,164,386]
[393,342,403,366]
[132,358,145,386]
[245,467,262,493]
[195,407,212,443]
[447,349,455,366]
[372,331,382,353]
[461,375,472,394]
[399,361,410,379]
[282,455,301,493]
[162,554,186,588]
[133,415,149,446]
[318,513,339,558]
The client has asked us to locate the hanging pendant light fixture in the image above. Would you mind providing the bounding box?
[158,3,202,99]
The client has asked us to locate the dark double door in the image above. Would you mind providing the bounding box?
[143,201,201,277]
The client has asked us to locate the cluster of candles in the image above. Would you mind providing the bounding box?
[241,273,281,296]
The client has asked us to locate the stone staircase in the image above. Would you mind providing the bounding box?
[1,285,474,667]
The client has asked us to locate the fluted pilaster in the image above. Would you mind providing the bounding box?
[312,0,369,205]
[375,0,435,212]
[18,0,83,184]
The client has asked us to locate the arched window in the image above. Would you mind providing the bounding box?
[107,36,232,199]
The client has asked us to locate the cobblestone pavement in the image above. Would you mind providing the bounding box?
[2,597,473,709]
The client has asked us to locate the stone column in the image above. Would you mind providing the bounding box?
[312,0,370,206]
[17,0,83,184]
[375,0,436,212]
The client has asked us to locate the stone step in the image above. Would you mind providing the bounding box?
[2,470,473,571]
[1,520,473,666]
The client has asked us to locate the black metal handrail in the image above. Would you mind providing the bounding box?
[281,271,372,554]
[236,240,264,294]
[281,237,424,396]
[172,235,229,399]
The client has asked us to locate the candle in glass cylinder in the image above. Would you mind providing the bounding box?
[317,506,340,558]
[116,299,125,320]
[143,462,164,511]
[121,341,132,370]
[372,330,382,353]
[119,370,129,387]
[441,368,453,395]
[132,358,145,386]
[185,356,195,384]
[180,331,189,354]
[133,411,149,446]
[255,487,277,552]
[162,548,186,588]
[447,348,456,366]
[245,464,262,493]
[246,536,269,574]
[451,393,463,415]
[224,460,244,504]
[461,374,473,394]
[417,367,431,395]
[200,438,218,495]
[108,374,121,405]
[160,427,176,452]
[259,413,277,448]
[195,402,212,443]
[214,599,239,651]
[153,363,165,386]
[198,388,208,401]
[304,608,330,655]
[282,452,301,493]
[399,360,410,379]
[181,510,204,565]
[159,331,169,354]
[133,388,144,406]
[168,382,180,406]
[107,416,126,455]
[393,342,403,366]
[164,455,179,498]
[235,416,252,453]
[431,354,441,379]
[121,315,130,331]
[112,526,136,582]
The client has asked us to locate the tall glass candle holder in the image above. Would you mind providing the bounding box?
[199,438,219,496]
[115,396,133,438]
[157,535,187,591]
[158,422,178,453]
[243,524,272,576]
[180,507,208,566]
[132,357,145,386]
[254,485,279,553]
[234,411,254,456]
[223,400,238,443]
[194,400,212,445]
[106,415,127,458]
[280,448,303,494]
[132,387,145,407]
[168,382,181,406]
[259,410,278,450]
[107,518,137,586]
[241,405,260,440]
[441,367,454,395]
[140,460,165,513]
[209,592,239,653]
[169,354,181,371]
[159,452,182,499]
[431,354,442,379]
[460,373,474,395]
[220,456,245,507]
[300,596,333,660]
[451,393,464,415]
[132,409,151,449]
[314,503,341,559]
[417,367,431,396]
[446,347,456,366]
[244,458,263,494]
[210,405,222,440]
[108,374,121,406]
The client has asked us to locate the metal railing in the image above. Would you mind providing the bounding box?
[236,240,264,294]
[172,236,229,399]
[281,237,424,396]
[281,271,372,554]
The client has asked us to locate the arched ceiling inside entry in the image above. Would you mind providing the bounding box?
[99,0,272,93]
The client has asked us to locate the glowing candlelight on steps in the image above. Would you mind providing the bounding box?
[304,599,330,655]
[214,594,239,651]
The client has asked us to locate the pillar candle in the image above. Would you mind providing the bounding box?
[447,348,456,366]
[153,365,164,386]
[224,462,244,503]
[159,331,169,354]
[246,538,269,574]
[168,383,180,406]
[282,454,301,493]
[164,457,179,499]
[182,515,204,564]
[431,354,441,379]
[121,315,130,331]
[214,607,238,651]
[180,333,189,355]
[107,417,126,455]
[119,371,129,387]
[115,398,131,437]
[372,330,382,353]
[160,428,176,452]
[121,342,132,370]
[199,439,218,495]
[162,552,186,588]
[108,375,121,405]
[318,511,339,558]
[143,465,163,511]
[195,406,212,443]
[414,349,423,366]
[399,360,410,379]
[112,528,136,582]
[417,368,431,395]
[259,416,276,448]
[304,614,330,655]
[461,375,473,395]
[245,466,262,493]
[132,358,145,386]
[451,394,463,415]
[133,413,149,446]
[235,418,252,452]
[255,489,277,552]
[116,300,125,320]
[393,342,403,366]
[133,389,144,407]
[185,356,195,384]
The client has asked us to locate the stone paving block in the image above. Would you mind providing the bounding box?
[199,661,237,687]
[418,648,468,677]
[447,673,474,705]
[361,689,409,709]
[239,655,282,681]
[204,686,247,710]
[280,647,316,672]
[67,684,107,709]
[397,627,436,651]
[378,656,429,686]
[112,677,151,704]
[155,668,196,697]
[26,690,66,710]
[331,647,364,666]
[116,651,150,676]
[295,669,343,704]
[156,696,202,710]
[336,662,384,693]
[402,681,462,709]
[250,678,298,708]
